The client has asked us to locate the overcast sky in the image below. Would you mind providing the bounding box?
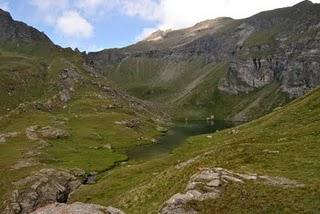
[0,0,319,51]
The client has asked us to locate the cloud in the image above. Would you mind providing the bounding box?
[56,11,94,38]
[28,0,97,42]
[121,0,161,21]
[78,0,110,10]
[29,0,69,24]
[77,0,115,15]
[30,0,68,10]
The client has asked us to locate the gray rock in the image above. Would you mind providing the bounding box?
[207,179,221,187]
[38,126,69,139]
[30,202,125,214]
[4,169,85,214]
[25,126,41,141]
[59,68,82,103]
[160,167,304,213]
[0,132,19,143]
[11,158,39,170]
[103,144,112,150]
[114,119,141,128]
[25,126,69,141]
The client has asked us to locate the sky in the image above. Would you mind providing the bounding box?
[0,0,319,52]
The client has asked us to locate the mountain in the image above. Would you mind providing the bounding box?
[1,1,320,213]
[88,0,320,121]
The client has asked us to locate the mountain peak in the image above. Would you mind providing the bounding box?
[0,8,54,51]
[293,0,314,8]
[0,8,12,19]
[144,29,172,42]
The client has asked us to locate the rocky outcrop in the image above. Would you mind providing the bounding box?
[160,168,304,214]
[11,158,40,170]
[0,132,19,143]
[144,29,172,42]
[25,125,69,141]
[59,68,82,103]
[31,203,125,214]
[220,40,320,98]
[114,119,141,129]
[4,169,85,214]
[219,1,320,98]
[38,126,69,139]
[11,126,67,170]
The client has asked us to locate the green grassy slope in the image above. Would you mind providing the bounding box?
[71,86,320,213]
[170,63,290,121]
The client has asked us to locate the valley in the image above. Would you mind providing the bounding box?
[0,1,320,213]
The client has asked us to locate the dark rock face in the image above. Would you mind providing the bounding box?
[4,169,86,214]
[0,9,53,45]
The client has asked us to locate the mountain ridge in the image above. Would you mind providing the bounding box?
[0,8,54,48]
[87,0,320,121]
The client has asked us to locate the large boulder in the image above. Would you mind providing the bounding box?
[38,126,69,139]
[25,126,69,141]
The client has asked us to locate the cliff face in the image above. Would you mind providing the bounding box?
[87,0,320,121]
[220,0,320,98]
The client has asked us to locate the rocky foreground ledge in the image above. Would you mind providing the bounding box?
[3,167,304,213]
[160,168,305,214]
[31,203,124,214]
[4,169,84,214]
[4,168,126,214]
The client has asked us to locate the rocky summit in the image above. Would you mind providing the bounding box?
[1,1,320,214]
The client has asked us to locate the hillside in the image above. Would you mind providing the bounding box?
[0,8,168,214]
[70,85,320,213]
[88,0,320,121]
